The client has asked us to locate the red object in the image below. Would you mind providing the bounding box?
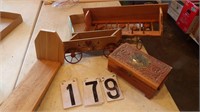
[176,0,199,33]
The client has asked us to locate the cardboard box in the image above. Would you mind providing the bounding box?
[167,0,183,21]
[108,43,172,99]
[194,27,199,42]
[191,21,199,43]
[176,0,199,33]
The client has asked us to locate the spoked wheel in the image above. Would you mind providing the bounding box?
[103,43,117,58]
[64,48,82,64]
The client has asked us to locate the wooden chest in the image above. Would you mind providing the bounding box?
[108,43,172,99]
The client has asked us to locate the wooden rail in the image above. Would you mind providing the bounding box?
[0,30,64,111]
[83,3,168,37]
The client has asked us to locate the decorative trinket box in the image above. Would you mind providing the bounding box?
[108,43,172,98]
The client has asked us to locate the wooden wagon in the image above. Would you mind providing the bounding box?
[63,29,121,64]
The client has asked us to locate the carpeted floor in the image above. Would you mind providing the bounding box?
[120,1,199,111]
[140,15,199,111]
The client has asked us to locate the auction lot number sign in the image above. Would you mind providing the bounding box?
[60,75,123,109]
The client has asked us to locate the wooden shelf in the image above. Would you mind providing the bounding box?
[0,11,23,40]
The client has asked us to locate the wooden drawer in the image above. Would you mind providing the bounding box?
[108,43,172,99]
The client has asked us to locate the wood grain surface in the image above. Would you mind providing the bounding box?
[0,0,42,104]
[0,60,61,111]
[0,11,23,40]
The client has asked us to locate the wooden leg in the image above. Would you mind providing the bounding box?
[145,91,157,99]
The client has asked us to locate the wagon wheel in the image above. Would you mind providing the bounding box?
[103,43,117,58]
[64,48,82,64]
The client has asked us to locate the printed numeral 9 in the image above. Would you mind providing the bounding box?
[104,78,120,99]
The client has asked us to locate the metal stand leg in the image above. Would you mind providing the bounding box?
[136,37,143,50]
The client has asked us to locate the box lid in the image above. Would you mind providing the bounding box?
[108,43,172,89]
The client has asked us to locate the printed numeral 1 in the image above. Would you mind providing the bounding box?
[60,79,82,109]
[66,84,75,105]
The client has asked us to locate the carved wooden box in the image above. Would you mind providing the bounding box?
[108,43,172,99]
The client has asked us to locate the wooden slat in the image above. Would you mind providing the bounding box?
[123,31,161,37]
[44,0,119,4]
[92,19,158,24]
[84,10,92,31]
[0,11,23,39]
[151,22,154,31]
[72,29,117,39]
[159,7,163,36]
[64,35,115,51]
[0,60,61,111]
[0,0,42,104]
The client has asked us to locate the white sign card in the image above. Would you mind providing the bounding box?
[101,75,124,102]
[83,78,104,106]
[60,78,82,109]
